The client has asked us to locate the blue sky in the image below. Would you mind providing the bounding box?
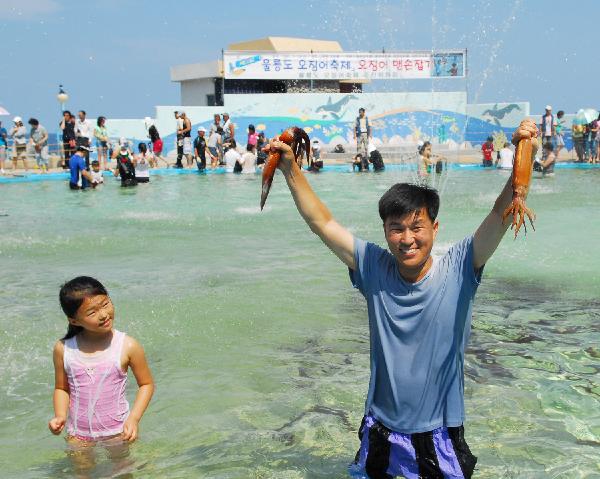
[0,0,595,129]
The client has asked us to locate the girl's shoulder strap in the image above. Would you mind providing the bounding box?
[62,336,78,369]
[111,330,128,369]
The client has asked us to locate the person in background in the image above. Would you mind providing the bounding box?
[247,124,258,150]
[147,125,167,168]
[539,105,555,147]
[90,160,104,187]
[94,116,109,170]
[222,112,235,147]
[68,145,93,190]
[368,142,385,171]
[28,118,49,173]
[352,153,369,172]
[481,136,494,167]
[133,143,150,183]
[209,114,223,164]
[60,110,76,169]
[256,132,268,167]
[173,111,184,168]
[572,120,585,162]
[113,138,137,187]
[354,107,371,159]
[10,116,27,172]
[0,120,7,174]
[239,143,257,174]
[554,110,565,159]
[193,127,209,172]
[224,139,242,173]
[179,111,193,167]
[589,115,599,164]
[538,142,556,176]
[308,138,323,172]
[496,142,514,169]
[75,110,93,167]
[207,125,222,168]
[419,141,446,175]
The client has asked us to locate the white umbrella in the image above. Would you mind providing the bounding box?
[0,106,10,116]
[576,108,599,124]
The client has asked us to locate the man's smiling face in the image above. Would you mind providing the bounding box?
[383,207,439,282]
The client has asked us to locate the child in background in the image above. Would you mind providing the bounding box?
[48,276,154,476]
[133,143,151,183]
[247,124,259,150]
[148,125,168,168]
[90,160,104,187]
[481,136,494,167]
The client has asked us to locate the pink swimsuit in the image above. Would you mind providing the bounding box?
[63,330,129,440]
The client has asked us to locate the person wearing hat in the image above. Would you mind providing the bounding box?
[193,126,209,171]
[10,116,28,172]
[539,105,555,147]
[68,145,93,190]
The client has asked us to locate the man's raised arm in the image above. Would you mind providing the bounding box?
[269,139,355,270]
[473,119,539,269]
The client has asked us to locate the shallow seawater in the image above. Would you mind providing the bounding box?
[0,168,599,478]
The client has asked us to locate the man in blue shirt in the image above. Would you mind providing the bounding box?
[265,119,539,478]
[68,145,93,190]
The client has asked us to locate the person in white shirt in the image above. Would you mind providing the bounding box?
[224,139,242,173]
[90,160,104,187]
[207,127,222,168]
[75,110,93,167]
[240,144,257,174]
[496,142,514,169]
[133,142,151,183]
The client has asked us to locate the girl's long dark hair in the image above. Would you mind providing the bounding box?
[148,125,160,142]
[59,276,108,340]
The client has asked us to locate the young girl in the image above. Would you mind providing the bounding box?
[148,125,168,168]
[49,276,154,472]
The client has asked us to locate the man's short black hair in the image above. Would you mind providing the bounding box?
[28,118,39,126]
[379,183,440,223]
[79,110,86,116]
[359,108,365,112]
[543,142,554,151]
[91,160,99,166]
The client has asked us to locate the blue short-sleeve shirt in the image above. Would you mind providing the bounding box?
[69,153,89,188]
[349,235,483,434]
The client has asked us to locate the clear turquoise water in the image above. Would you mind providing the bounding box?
[0,168,599,478]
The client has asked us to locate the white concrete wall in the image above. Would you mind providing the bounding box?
[181,79,217,106]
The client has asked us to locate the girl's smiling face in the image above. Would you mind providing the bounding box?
[69,295,114,334]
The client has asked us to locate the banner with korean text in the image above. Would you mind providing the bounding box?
[224,51,466,80]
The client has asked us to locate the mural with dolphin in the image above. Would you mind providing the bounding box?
[105,92,579,155]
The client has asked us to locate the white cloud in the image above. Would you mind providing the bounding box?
[0,0,61,19]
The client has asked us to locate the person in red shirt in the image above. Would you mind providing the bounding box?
[481,136,494,167]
